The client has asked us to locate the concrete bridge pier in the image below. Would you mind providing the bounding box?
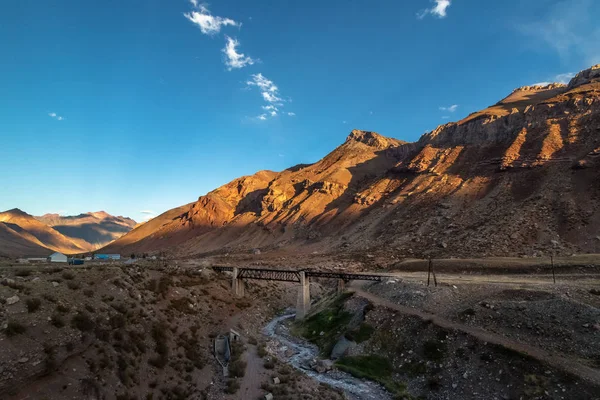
[296,271,311,320]
[337,279,346,294]
[232,267,245,298]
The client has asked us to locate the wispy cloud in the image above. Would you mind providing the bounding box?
[418,0,451,19]
[222,36,255,70]
[555,72,575,84]
[247,73,294,120]
[287,112,296,116]
[184,2,240,35]
[139,210,156,222]
[531,72,576,87]
[48,112,64,121]
[439,104,458,112]
[517,0,600,66]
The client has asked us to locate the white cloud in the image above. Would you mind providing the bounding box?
[418,0,451,19]
[439,104,458,112]
[287,112,296,116]
[140,210,156,222]
[48,112,64,121]
[518,0,600,66]
[531,72,576,87]
[222,36,255,70]
[184,3,240,35]
[555,72,575,84]
[247,73,291,120]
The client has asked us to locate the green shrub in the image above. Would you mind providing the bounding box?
[56,304,70,313]
[336,355,408,398]
[15,269,31,277]
[345,323,375,343]
[83,289,94,297]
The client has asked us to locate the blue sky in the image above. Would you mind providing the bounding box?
[1,0,599,222]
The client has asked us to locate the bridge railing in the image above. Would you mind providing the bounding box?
[211,266,394,282]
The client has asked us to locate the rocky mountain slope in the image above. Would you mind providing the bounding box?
[103,65,600,258]
[0,209,136,257]
[35,211,136,251]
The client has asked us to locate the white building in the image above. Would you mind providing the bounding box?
[48,252,68,263]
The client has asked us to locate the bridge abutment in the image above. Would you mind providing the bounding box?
[232,267,245,298]
[295,271,311,320]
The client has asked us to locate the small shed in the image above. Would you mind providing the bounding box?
[48,252,68,263]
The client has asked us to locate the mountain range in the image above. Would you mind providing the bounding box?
[100,66,600,259]
[0,209,136,257]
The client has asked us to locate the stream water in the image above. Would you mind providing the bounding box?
[263,313,392,400]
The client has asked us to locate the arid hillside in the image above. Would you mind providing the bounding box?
[103,65,600,259]
[0,209,137,257]
[36,212,137,251]
[0,209,87,257]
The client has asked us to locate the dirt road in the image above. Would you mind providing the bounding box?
[350,285,600,386]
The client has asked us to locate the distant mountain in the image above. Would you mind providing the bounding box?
[0,209,86,257]
[36,211,137,251]
[0,209,137,257]
[103,65,600,258]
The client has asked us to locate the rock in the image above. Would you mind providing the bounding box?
[452,383,458,389]
[463,372,468,379]
[6,295,20,305]
[252,248,261,255]
[51,281,59,287]
[264,393,273,400]
[18,357,28,363]
[440,242,448,249]
[31,277,40,282]
[312,359,334,373]
[273,377,280,384]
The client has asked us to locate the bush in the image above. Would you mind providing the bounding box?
[26,298,42,313]
[56,304,70,313]
[42,293,57,303]
[71,312,95,332]
[229,360,247,378]
[67,281,81,290]
[50,314,65,328]
[224,379,240,394]
[83,289,94,298]
[263,360,275,369]
[62,271,75,280]
[15,269,31,277]
[5,321,26,336]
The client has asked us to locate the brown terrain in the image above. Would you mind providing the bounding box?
[0,209,136,257]
[102,65,600,260]
[36,211,137,252]
[1,66,600,400]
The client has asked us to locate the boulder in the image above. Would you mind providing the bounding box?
[272,377,280,384]
[52,281,59,287]
[264,393,273,400]
[6,295,20,305]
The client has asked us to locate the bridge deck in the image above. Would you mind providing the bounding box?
[211,266,393,282]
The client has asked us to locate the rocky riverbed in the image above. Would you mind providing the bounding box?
[263,313,392,400]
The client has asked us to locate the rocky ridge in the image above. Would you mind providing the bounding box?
[102,65,600,259]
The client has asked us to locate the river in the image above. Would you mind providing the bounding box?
[263,313,392,400]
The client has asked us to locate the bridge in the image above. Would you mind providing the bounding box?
[212,266,393,319]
